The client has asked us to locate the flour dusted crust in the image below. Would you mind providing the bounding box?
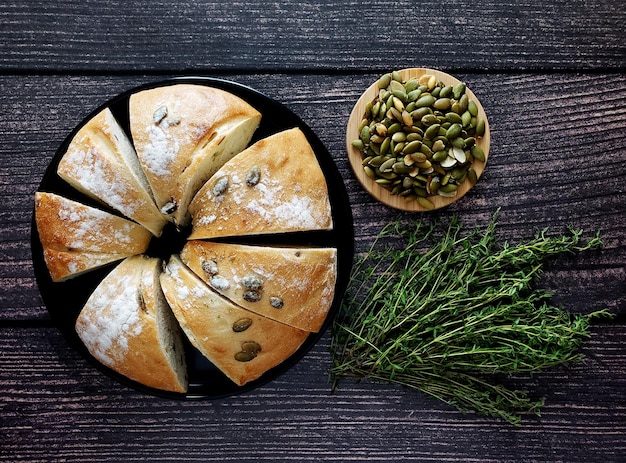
[129,84,262,227]
[57,107,167,237]
[160,256,309,386]
[188,128,333,240]
[34,192,152,282]
[37,83,341,392]
[75,256,188,393]
[181,241,337,332]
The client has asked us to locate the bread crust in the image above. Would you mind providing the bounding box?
[75,256,188,393]
[160,256,309,386]
[40,87,338,393]
[57,108,167,237]
[34,192,152,281]
[129,84,262,226]
[181,241,337,332]
[188,128,333,240]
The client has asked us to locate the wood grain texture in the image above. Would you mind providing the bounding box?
[0,0,625,72]
[1,326,625,462]
[1,0,626,456]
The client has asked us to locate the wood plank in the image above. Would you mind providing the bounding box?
[1,73,624,321]
[0,0,625,72]
[1,326,625,462]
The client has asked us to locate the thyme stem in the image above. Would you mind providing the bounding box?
[330,211,610,425]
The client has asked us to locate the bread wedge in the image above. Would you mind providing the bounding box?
[57,107,167,237]
[34,192,152,281]
[160,255,308,386]
[75,255,188,393]
[129,84,262,227]
[188,128,333,240]
[181,241,337,332]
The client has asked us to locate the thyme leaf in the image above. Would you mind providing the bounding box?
[330,211,611,425]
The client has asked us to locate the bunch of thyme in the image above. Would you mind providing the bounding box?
[330,211,610,425]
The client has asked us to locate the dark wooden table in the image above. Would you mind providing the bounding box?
[1,1,625,461]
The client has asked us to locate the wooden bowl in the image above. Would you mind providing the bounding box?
[346,68,491,211]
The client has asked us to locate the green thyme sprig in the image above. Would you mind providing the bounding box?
[330,211,611,425]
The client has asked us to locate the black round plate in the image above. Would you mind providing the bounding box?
[32,77,354,399]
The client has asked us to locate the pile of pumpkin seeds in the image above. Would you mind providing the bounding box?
[352,71,486,209]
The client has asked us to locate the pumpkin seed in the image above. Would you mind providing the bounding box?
[439,183,458,194]
[407,89,422,101]
[212,176,229,196]
[468,100,478,116]
[242,341,262,354]
[380,137,391,155]
[241,273,263,290]
[432,139,446,152]
[360,125,371,144]
[270,296,284,309]
[233,318,253,332]
[432,150,448,163]
[424,124,441,140]
[421,114,440,126]
[438,189,458,198]
[401,111,413,127]
[378,73,392,89]
[369,134,384,145]
[433,98,451,110]
[393,162,412,174]
[245,166,262,187]
[475,118,485,137]
[428,176,441,194]
[415,95,436,108]
[453,82,466,99]
[440,155,457,168]
[417,196,435,210]
[201,259,219,277]
[379,157,397,172]
[410,152,427,163]
[468,168,478,185]
[446,123,462,140]
[427,75,437,90]
[403,140,422,154]
[440,85,453,98]
[352,139,365,150]
[411,107,432,120]
[374,123,387,136]
[461,110,472,127]
[210,275,230,290]
[471,145,486,162]
[235,351,256,362]
[368,155,385,167]
[451,137,466,149]
[388,122,402,134]
[446,112,463,124]
[243,290,262,302]
[392,131,406,143]
[458,94,469,113]
[153,105,168,124]
[452,147,467,163]
[393,96,405,112]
